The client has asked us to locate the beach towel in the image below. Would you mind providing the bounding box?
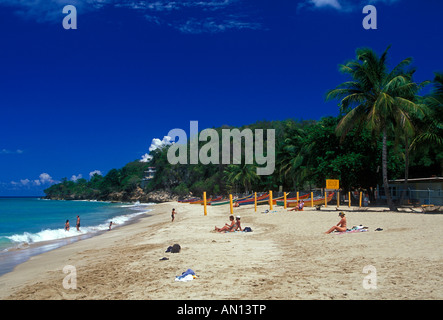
[175,269,196,282]
[222,227,252,233]
[175,274,194,282]
[334,228,368,235]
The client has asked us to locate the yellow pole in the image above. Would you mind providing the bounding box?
[254,192,257,212]
[325,190,327,207]
[269,190,273,210]
[229,194,233,214]
[284,192,287,209]
[337,191,340,207]
[297,191,299,203]
[203,192,207,216]
[348,191,351,208]
[359,191,362,208]
[311,192,314,207]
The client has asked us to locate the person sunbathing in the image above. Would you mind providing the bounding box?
[298,200,304,211]
[325,212,347,234]
[288,200,304,211]
[214,215,235,232]
[229,216,242,232]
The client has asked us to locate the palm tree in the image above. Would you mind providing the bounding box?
[326,46,427,211]
[278,126,313,190]
[414,72,443,146]
[224,163,259,194]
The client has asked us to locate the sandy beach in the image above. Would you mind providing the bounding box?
[0,201,442,300]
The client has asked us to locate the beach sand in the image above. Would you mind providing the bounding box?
[0,201,442,300]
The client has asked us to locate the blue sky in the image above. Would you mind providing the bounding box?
[0,0,441,196]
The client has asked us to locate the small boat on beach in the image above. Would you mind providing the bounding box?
[209,194,253,206]
[178,197,201,203]
[189,196,223,204]
[236,193,268,205]
[276,192,334,207]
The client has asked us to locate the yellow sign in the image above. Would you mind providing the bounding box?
[326,179,339,189]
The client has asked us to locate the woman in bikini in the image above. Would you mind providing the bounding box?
[214,215,235,232]
[325,212,347,234]
[229,216,242,232]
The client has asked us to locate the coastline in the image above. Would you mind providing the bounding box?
[0,199,154,277]
[0,201,442,300]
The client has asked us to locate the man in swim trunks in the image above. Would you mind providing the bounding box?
[171,208,176,222]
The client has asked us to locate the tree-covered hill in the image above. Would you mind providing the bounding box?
[44,48,443,207]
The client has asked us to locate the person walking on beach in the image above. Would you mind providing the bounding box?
[64,220,70,231]
[325,212,347,234]
[171,208,176,222]
[76,215,80,231]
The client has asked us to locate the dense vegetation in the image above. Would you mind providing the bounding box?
[44,161,150,200]
[45,47,443,208]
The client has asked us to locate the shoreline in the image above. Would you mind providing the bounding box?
[0,200,154,277]
[0,201,442,300]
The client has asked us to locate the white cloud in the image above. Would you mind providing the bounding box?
[39,173,54,184]
[149,136,173,152]
[176,16,261,34]
[89,170,102,178]
[0,0,262,33]
[140,153,153,163]
[298,0,401,12]
[71,174,83,182]
[9,172,55,188]
[139,135,173,162]
[311,0,342,10]
[0,148,24,154]
[20,179,31,186]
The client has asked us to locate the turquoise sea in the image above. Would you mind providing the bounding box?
[0,197,153,276]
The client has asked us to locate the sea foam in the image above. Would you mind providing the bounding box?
[5,210,149,245]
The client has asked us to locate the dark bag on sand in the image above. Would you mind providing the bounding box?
[171,243,181,253]
[243,227,252,232]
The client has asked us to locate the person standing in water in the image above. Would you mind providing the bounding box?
[64,220,70,231]
[76,215,81,231]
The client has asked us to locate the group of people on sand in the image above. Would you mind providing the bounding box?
[172,204,346,234]
[214,215,242,233]
[171,207,242,233]
[64,215,81,232]
[213,211,346,234]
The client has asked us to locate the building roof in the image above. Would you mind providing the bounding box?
[389,177,443,184]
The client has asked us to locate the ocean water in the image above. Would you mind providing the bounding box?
[0,197,154,276]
